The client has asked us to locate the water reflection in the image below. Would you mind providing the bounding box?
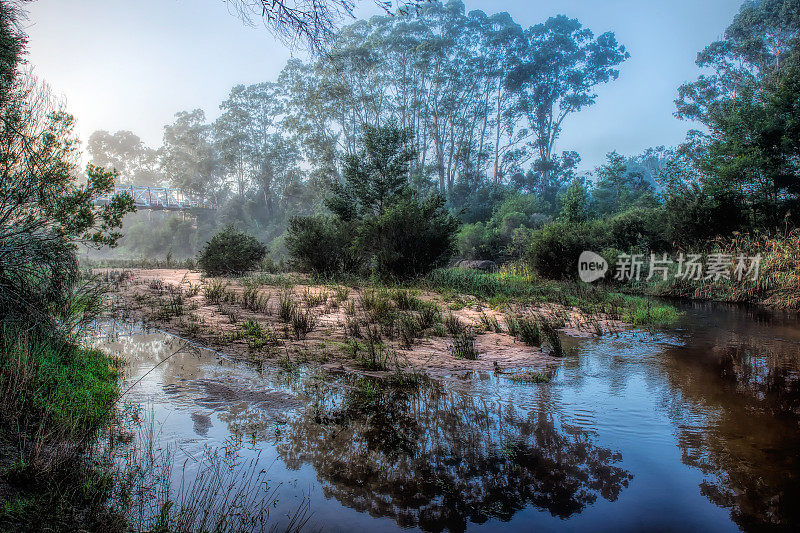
[97,301,800,532]
[275,374,632,531]
[660,302,800,531]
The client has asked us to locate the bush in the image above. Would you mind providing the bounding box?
[285,215,355,276]
[526,207,669,280]
[197,225,266,276]
[605,207,668,252]
[361,194,459,279]
[456,193,550,261]
[526,221,602,279]
[287,123,460,280]
[457,222,497,260]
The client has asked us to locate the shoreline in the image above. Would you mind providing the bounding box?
[102,268,636,377]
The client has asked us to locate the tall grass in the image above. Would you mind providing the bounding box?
[646,231,800,309]
[425,267,679,327]
[0,326,123,529]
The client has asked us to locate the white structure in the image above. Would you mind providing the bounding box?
[93,185,212,211]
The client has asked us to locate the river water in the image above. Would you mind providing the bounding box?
[96,301,800,532]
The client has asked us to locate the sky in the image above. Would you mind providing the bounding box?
[24,0,743,172]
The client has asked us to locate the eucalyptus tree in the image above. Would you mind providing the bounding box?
[214,84,252,196]
[214,81,304,214]
[277,58,340,185]
[315,1,520,192]
[676,0,800,230]
[292,2,627,197]
[160,109,220,202]
[87,130,163,186]
[506,15,629,184]
[468,9,527,183]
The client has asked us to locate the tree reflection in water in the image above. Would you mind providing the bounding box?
[276,375,632,532]
[661,310,800,531]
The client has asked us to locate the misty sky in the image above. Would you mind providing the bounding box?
[25,0,742,172]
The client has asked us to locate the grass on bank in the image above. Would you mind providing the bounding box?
[640,231,800,309]
[0,326,123,531]
[422,266,679,327]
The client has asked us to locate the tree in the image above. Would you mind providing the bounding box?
[285,215,355,275]
[214,85,251,197]
[506,15,629,184]
[590,152,655,217]
[290,122,458,278]
[327,122,414,220]
[161,109,219,201]
[559,178,589,223]
[225,0,434,51]
[675,0,800,231]
[514,150,581,211]
[87,130,162,185]
[0,3,134,333]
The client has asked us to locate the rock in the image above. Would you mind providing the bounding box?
[457,260,498,272]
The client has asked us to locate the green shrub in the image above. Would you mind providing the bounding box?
[362,194,459,279]
[278,293,296,323]
[285,215,355,276]
[605,207,668,252]
[478,313,502,333]
[457,221,501,260]
[526,221,602,279]
[197,226,267,276]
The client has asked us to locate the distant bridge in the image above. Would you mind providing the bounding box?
[93,185,213,211]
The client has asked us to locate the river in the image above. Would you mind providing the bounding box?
[95,301,800,532]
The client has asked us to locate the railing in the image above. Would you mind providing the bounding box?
[93,185,213,211]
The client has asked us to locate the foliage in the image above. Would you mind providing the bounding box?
[646,231,800,310]
[526,207,668,280]
[516,316,541,347]
[423,267,679,326]
[289,123,459,279]
[0,4,134,335]
[84,3,630,260]
[285,215,355,276]
[559,179,589,223]
[87,129,163,186]
[526,221,601,280]
[589,152,657,217]
[0,325,122,531]
[457,192,549,260]
[675,0,800,234]
[0,326,120,434]
[506,15,629,182]
[197,226,267,276]
[360,193,459,279]
[327,122,414,220]
[449,332,479,360]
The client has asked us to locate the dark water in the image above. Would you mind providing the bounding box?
[97,302,800,532]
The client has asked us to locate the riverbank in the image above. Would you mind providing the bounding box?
[625,232,800,310]
[99,268,678,378]
[0,327,123,531]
